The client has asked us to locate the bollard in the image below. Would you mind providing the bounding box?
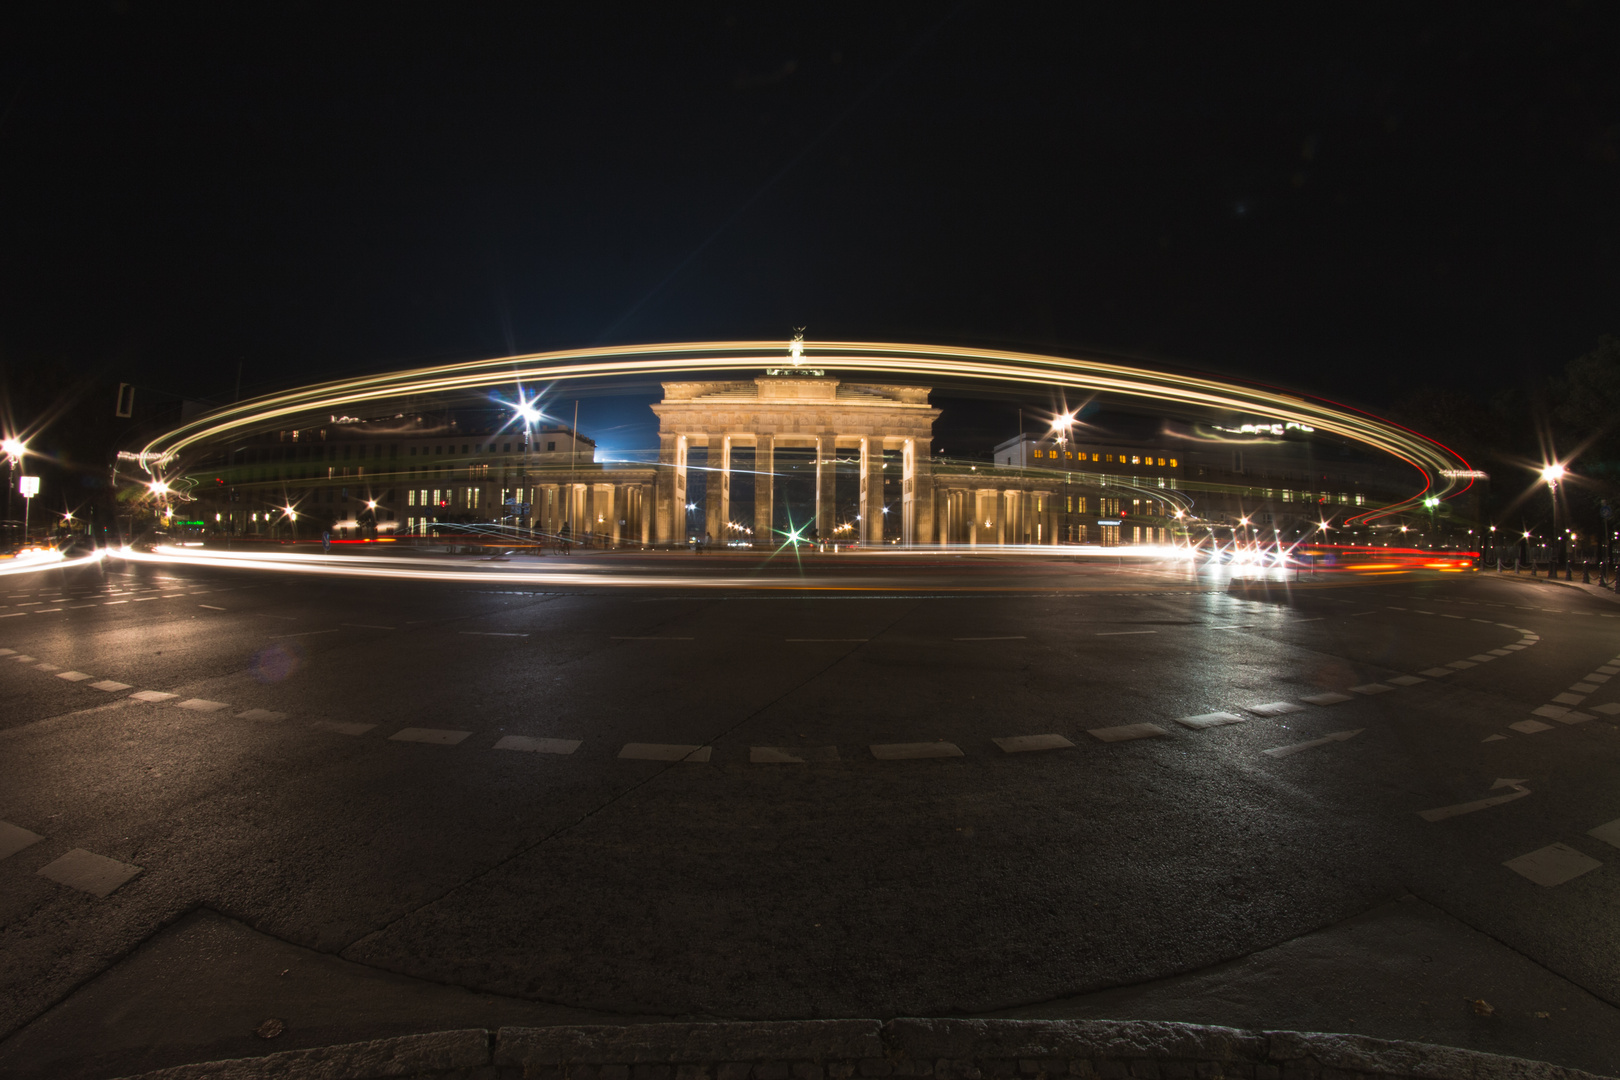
[1497,556,1503,572]
[1583,562,1591,584]
[1566,560,1574,582]
[1530,560,1537,577]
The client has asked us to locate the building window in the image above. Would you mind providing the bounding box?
[503,442,511,452]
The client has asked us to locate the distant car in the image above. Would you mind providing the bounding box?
[58,535,97,556]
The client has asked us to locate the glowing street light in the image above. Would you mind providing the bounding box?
[1539,462,1566,487]
[1,437,25,465]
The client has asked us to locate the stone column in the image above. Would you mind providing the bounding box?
[908,440,934,546]
[705,436,729,547]
[673,435,689,538]
[598,483,619,544]
[861,436,883,546]
[640,484,652,545]
[815,434,835,544]
[753,433,774,546]
[994,488,1007,545]
[654,433,678,545]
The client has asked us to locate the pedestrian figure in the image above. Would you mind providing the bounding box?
[322,529,331,553]
[559,522,571,554]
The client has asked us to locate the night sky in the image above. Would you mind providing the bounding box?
[2,4,1617,456]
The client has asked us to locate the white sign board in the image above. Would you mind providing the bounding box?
[18,476,40,497]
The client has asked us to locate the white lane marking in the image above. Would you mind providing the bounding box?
[15,602,40,606]
[1472,618,1495,624]
[619,742,711,761]
[270,629,340,639]
[954,636,1026,641]
[870,741,964,759]
[389,727,472,745]
[1591,703,1620,716]
[1262,729,1363,758]
[177,699,230,713]
[610,635,689,641]
[1087,723,1169,743]
[9,654,36,663]
[1387,675,1426,686]
[1488,649,1513,656]
[1586,674,1611,683]
[1418,779,1531,821]
[1447,660,1477,670]
[199,604,226,611]
[89,680,131,692]
[0,648,13,656]
[1246,701,1305,717]
[342,623,396,630]
[1589,820,1620,849]
[130,598,156,603]
[991,734,1074,753]
[1483,734,1508,742]
[1504,843,1602,887]
[33,609,61,614]
[1294,617,1325,623]
[1210,625,1257,630]
[1597,665,1620,675]
[103,601,128,606]
[1555,711,1594,726]
[0,821,45,860]
[1467,655,1496,663]
[1551,692,1588,706]
[34,663,59,672]
[55,671,94,682]
[1301,692,1354,706]
[1570,683,1599,694]
[1351,611,1377,617]
[1420,668,1454,678]
[311,720,375,736]
[1175,711,1245,730]
[786,638,868,642]
[494,736,582,754]
[1387,606,1407,610]
[0,612,24,618]
[1440,614,1464,620]
[129,691,178,703]
[36,848,142,898]
[237,709,286,722]
[751,745,841,763]
[67,605,95,610]
[1509,719,1555,735]
[1531,705,1569,720]
[1095,630,1157,636]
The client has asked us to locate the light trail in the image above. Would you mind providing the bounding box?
[134,341,1472,524]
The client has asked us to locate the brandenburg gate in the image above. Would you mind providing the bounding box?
[650,376,941,547]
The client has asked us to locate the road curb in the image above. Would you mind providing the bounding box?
[111,1019,1616,1080]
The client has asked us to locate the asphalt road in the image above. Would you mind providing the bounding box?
[2,550,1619,1076]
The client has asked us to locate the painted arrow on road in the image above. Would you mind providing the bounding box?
[1262,729,1364,758]
[1418,778,1531,822]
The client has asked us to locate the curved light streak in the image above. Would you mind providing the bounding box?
[138,341,1471,522]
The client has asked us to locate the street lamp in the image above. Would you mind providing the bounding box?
[2,437,25,549]
[1540,462,1568,579]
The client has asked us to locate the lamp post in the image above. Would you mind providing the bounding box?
[1051,412,1074,543]
[1540,463,1566,580]
[2,437,25,549]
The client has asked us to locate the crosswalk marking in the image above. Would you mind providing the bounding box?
[1245,701,1304,717]
[1504,844,1602,887]
[36,848,141,898]
[1175,712,1245,730]
[389,727,472,746]
[1087,723,1168,743]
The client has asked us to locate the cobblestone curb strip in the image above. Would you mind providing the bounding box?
[113,1020,1617,1080]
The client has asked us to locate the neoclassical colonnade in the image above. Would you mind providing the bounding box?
[651,377,940,546]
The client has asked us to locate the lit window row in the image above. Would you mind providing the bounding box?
[1033,450,1177,467]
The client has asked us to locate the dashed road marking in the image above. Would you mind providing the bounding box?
[0,821,44,860]
[1175,712,1245,730]
[953,636,1026,641]
[1420,668,1453,678]
[55,671,93,682]
[1301,692,1354,706]
[1589,820,1620,849]
[1087,723,1168,743]
[311,720,375,736]
[610,636,689,641]
[198,604,226,611]
[237,709,286,722]
[786,638,868,642]
[1505,843,1602,887]
[1509,719,1555,734]
[36,848,141,897]
[1246,701,1305,717]
[89,680,131,692]
[1262,728,1363,758]
[991,734,1074,753]
[1388,675,1426,686]
[1096,630,1157,637]
[342,623,396,630]
[1418,779,1530,821]
[129,691,178,703]
[177,699,230,713]
[1350,683,1395,694]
